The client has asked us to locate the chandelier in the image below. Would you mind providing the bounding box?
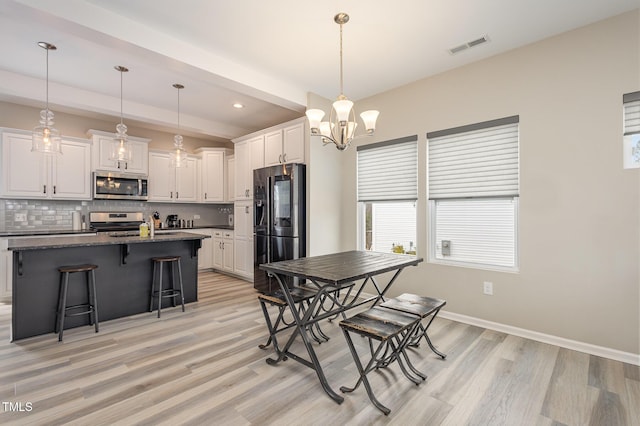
[305,13,379,151]
[110,65,132,164]
[32,42,62,155]
[170,83,187,168]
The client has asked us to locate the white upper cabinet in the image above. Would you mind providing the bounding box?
[264,130,283,166]
[264,119,306,166]
[233,135,264,200]
[148,150,197,202]
[283,121,306,164]
[51,138,93,199]
[0,129,91,200]
[195,148,231,203]
[87,129,149,175]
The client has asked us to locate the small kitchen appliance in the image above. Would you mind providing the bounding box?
[166,214,179,228]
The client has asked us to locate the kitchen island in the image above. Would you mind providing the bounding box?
[7,232,208,341]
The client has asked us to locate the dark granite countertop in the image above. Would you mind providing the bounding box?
[0,229,97,238]
[157,225,234,231]
[1,225,233,238]
[7,231,210,251]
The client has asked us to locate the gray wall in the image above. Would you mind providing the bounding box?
[316,11,639,354]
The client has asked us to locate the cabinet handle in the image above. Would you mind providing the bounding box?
[125,162,128,170]
[117,161,121,169]
[279,154,282,163]
[245,206,249,214]
[43,185,46,194]
[204,193,207,200]
[53,185,56,194]
[170,191,173,199]
[283,153,287,163]
[176,192,179,199]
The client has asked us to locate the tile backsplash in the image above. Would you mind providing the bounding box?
[1,199,234,231]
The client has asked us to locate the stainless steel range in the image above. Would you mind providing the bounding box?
[90,212,145,234]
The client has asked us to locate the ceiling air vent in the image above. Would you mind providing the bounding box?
[448,35,490,55]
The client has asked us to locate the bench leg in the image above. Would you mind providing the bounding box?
[410,309,447,359]
[258,300,286,357]
[339,328,391,416]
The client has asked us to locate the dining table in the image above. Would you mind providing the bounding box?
[259,250,423,404]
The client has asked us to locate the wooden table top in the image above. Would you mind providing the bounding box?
[259,250,423,286]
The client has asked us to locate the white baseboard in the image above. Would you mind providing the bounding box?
[439,310,640,366]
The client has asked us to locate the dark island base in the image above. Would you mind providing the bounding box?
[12,240,199,341]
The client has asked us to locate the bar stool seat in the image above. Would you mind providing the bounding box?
[56,264,99,342]
[380,293,447,358]
[149,256,185,318]
[339,306,426,415]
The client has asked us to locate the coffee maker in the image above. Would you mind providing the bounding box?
[166,214,179,228]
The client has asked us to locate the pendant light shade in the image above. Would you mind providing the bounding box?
[170,83,187,168]
[32,42,62,155]
[110,66,132,164]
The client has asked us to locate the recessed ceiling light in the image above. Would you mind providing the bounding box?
[233,103,244,109]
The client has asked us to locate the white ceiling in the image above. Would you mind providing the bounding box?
[0,0,637,142]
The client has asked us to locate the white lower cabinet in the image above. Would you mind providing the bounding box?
[213,229,234,273]
[233,201,253,280]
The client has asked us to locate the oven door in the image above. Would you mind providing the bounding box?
[93,172,148,200]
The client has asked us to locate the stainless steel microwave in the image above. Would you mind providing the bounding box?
[93,171,148,201]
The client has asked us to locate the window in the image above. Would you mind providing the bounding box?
[623,91,640,169]
[357,136,417,254]
[427,116,519,271]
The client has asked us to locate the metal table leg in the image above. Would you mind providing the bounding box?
[266,273,345,404]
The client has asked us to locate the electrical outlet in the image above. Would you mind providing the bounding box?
[193,214,201,219]
[483,281,493,295]
[15,213,27,222]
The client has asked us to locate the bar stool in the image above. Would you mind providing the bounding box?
[380,293,447,359]
[149,256,185,318]
[56,264,99,342]
[339,306,425,415]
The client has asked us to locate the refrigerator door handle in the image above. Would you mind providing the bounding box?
[267,175,274,231]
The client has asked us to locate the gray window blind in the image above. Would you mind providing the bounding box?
[427,116,519,199]
[623,92,640,135]
[432,198,516,268]
[357,135,418,202]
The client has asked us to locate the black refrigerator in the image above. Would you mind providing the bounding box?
[253,163,306,294]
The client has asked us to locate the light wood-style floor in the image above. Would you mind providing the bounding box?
[0,271,638,425]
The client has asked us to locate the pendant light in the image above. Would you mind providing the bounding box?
[170,83,187,168]
[305,13,379,151]
[110,65,132,164]
[32,42,62,155]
